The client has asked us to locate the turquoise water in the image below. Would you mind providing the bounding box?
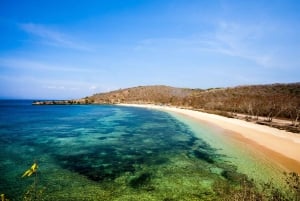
[0,100,288,200]
[167,112,286,186]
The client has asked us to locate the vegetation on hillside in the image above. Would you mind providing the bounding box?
[86,83,300,129]
[33,83,300,132]
[89,85,194,105]
[188,83,300,122]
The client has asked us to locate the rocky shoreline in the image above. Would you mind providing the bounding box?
[32,100,88,105]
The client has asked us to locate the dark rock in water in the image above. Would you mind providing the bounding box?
[48,107,219,183]
[220,164,248,183]
[163,198,176,201]
[54,151,139,182]
[186,136,197,146]
[121,133,135,137]
[152,157,168,165]
[129,172,152,188]
[197,141,213,150]
[193,150,214,164]
[32,99,89,105]
[221,170,235,181]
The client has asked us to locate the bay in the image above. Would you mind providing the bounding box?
[0,100,288,200]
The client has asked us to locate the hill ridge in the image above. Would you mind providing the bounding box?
[33,83,300,132]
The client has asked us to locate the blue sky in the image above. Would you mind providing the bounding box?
[0,0,299,99]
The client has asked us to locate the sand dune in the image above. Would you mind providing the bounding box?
[119,104,300,173]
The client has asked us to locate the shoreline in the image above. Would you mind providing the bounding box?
[119,103,300,173]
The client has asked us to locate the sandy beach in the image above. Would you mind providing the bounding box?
[119,104,300,173]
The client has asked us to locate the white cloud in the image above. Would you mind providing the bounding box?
[45,85,66,90]
[20,23,92,51]
[89,85,97,90]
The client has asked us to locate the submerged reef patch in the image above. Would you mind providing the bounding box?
[129,172,152,188]
[50,107,220,182]
[0,104,295,200]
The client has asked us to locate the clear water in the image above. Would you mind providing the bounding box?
[0,100,287,200]
[168,112,286,185]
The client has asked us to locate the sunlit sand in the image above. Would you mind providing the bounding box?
[119,104,300,173]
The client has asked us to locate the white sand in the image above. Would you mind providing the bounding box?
[119,104,300,166]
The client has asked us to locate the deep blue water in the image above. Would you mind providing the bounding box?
[0,100,219,199]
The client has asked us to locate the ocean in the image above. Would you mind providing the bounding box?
[0,100,289,200]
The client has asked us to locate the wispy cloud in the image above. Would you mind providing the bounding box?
[42,81,102,95]
[209,21,275,67]
[135,20,279,68]
[42,83,100,92]
[0,56,108,98]
[0,57,106,74]
[0,73,102,93]
[20,23,92,51]
[89,85,97,91]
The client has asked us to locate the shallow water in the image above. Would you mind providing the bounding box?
[0,100,288,200]
[168,112,287,185]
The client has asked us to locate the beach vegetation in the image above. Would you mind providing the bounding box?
[129,172,152,188]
